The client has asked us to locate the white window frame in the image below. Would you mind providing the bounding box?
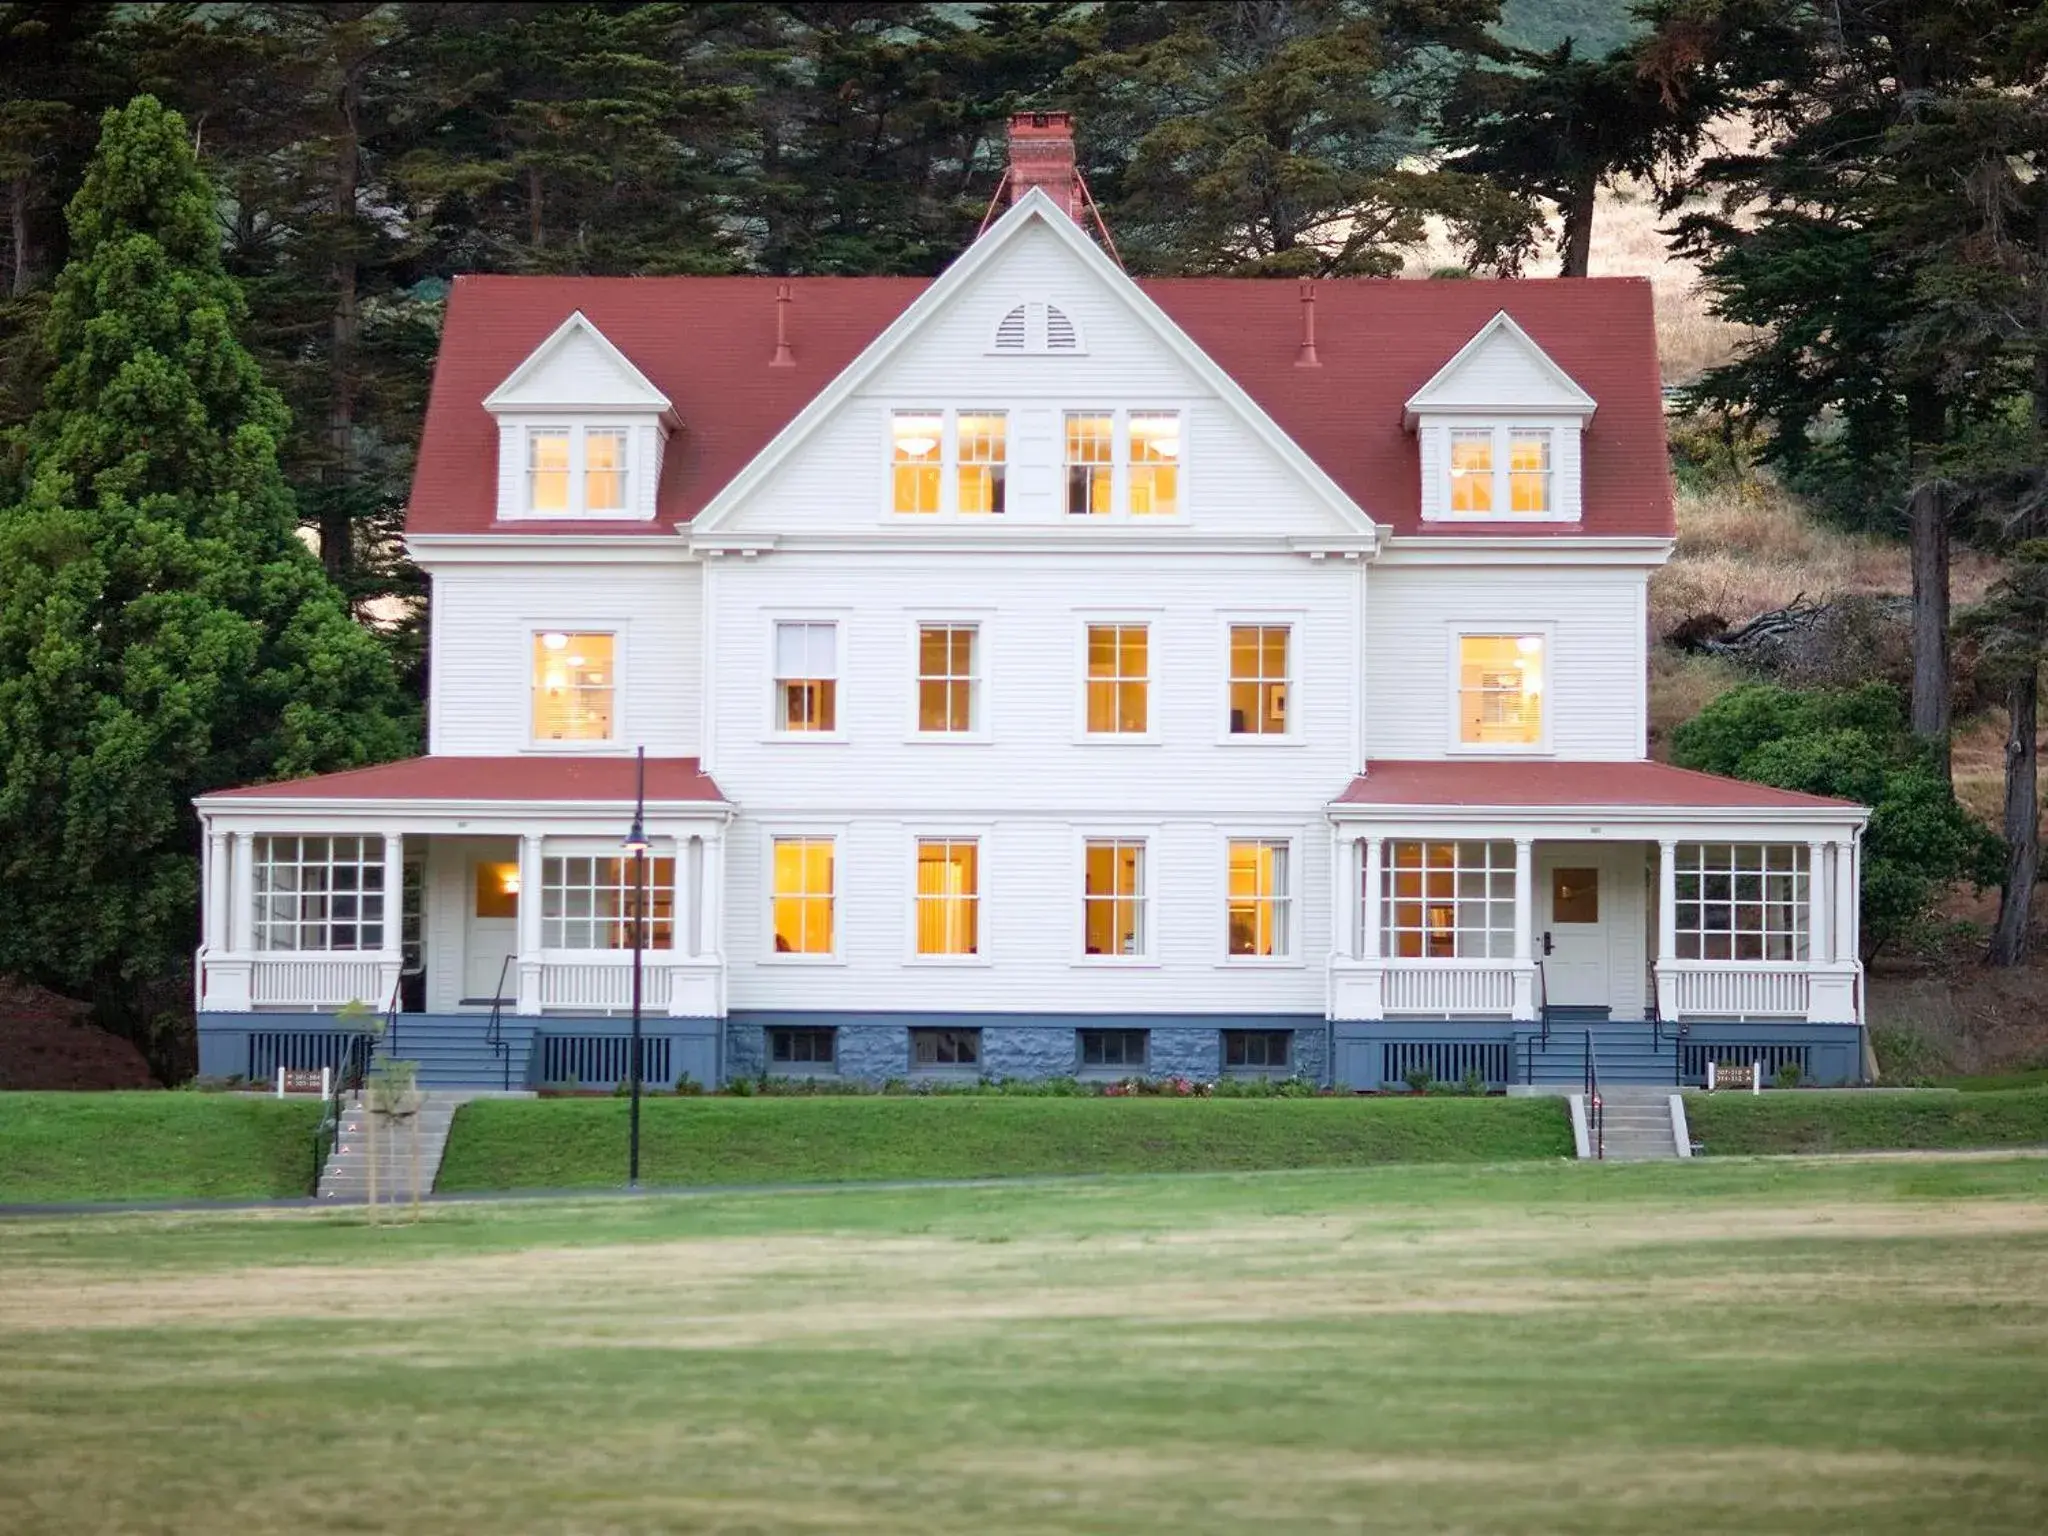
[251,835,386,953]
[1447,625,1554,755]
[767,616,843,741]
[528,625,623,749]
[1222,835,1298,965]
[1426,419,1577,524]
[1075,613,1161,745]
[516,423,638,519]
[1217,613,1302,745]
[907,618,987,741]
[761,827,844,964]
[884,407,1011,519]
[539,848,677,953]
[906,832,989,966]
[1673,843,1811,962]
[1076,832,1155,966]
[1378,839,1518,961]
[1062,407,1188,521]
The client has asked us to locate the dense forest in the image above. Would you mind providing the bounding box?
[0,1,2043,1070]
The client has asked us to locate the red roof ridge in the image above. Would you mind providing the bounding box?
[199,755,726,804]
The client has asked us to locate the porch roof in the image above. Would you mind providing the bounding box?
[197,755,725,807]
[1334,760,1862,814]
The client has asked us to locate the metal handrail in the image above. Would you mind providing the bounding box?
[1536,958,1550,1046]
[1584,1028,1604,1161]
[484,954,515,1092]
[382,971,402,1060]
[312,1030,373,1192]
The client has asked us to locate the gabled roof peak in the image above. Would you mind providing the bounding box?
[483,309,673,416]
[1403,309,1597,426]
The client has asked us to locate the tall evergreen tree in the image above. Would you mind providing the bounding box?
[0,96,416,1070]
[1960,542,2048,966]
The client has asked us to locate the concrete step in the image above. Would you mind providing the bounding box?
[317,1089,514,1202]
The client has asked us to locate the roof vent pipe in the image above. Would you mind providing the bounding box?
[770,282,794,368]
[1296,280,1321,368]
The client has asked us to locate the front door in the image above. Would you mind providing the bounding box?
[1538,849,1610,1009]
[465,844,520,1004]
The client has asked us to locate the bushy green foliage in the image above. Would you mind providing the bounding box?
[0,99,415,1067]
[1670,682,2000,956]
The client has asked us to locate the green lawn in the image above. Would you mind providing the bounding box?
[2,1157,2046,1533]
[434,1093,1575,1191]
[1689,1087,2048,1156]
[0,1092,323,1202]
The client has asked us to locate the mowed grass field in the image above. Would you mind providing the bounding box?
[4,1158,2048,1534]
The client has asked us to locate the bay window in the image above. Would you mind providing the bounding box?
[533,631,616,742]
[253,836,384,952]
[541,856,675,950]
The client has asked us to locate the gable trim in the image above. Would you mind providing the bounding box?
[484,310,675,415]
[1403,310,1597,427]
[688,190,1381,540]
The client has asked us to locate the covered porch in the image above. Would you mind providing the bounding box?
[1325,760,1868,1045]
[194,756,730,1033]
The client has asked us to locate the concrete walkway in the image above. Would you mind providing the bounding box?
[317,1089,530,1203]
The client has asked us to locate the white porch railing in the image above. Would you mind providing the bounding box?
[539,960,674,1012]
[1383,961,1518,1016]
[1658,962,1811,1019]
[248,955,391,1009]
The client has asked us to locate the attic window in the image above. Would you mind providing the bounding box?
[990,301,1084,355]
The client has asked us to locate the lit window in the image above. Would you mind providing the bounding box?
[774,622,838,733]
[528,429,571,514]
[532,631,615,742]
[770,837,834,954]
[891,411,943,514]
[541,856,675,950]
[252,836,383,952]
[1223,1029,1291,1071]
[1079,1029,1147,1069]
[1065,412,1113,515]
[1509,429,1551,512]
[585,429,629,512]
[1227,841,1291,958]
[1085,624,1148,734]
[1128,411,1180,516]
[1228,625,1289,735]
[957,412,1007,514]
[917,624,977,733]
[475,862,519,919]
[1380,841,1515,960]
[1675,844,1809,961]
[1083,839,1146,957]
[915,840,979,956]
[1457,634,1544,746]
[912,1027,981,1068]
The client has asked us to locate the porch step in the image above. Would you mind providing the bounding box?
[316,1089,527,1201]
[374,1018,538,1090]
[1517,1021,1682,1088]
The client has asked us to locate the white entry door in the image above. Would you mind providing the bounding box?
[1537,849,1611,1008]
[465,844,521,1004]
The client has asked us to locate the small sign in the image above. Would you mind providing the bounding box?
[279,1067,328,1095]
[1706,1060,1760,1093]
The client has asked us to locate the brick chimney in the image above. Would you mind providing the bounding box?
[1006,111,1082,221]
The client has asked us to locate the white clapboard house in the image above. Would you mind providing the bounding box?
[193,113,1869,1091]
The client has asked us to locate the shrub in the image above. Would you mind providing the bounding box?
[1403,1066,1434,1095]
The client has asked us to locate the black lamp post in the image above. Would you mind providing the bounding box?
[622,745,648,1190]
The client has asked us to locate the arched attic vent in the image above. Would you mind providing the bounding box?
[990,301,1085,355]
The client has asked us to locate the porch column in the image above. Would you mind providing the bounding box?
[1806,839,1830,966]
[1655,839,1679,1023]
[515,832,544,1015]
[230,830,256,953]
[685,834,705,958]
[1359,837,1382,961]
[1511,837,1536,1021]
[1833,839,1856,965]
[204,827,229,951]
[702,829,725,962]
[377,831,404,1007]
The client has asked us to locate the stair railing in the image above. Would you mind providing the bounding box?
[382,970,403,1060]
[484,953,515,1092]
[1672,1019,1690,1087]
[1536,959,1550,1046]
[312,1029,374,1193]
[1584,1027,1604,1161]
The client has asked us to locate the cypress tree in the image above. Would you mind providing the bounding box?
[0,95,416,1070]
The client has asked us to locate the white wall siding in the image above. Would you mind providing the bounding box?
[1364,563,1648,760]
[428,561,702,756]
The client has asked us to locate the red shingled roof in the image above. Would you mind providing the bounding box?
[1335,760,1862,812]
[409,274,1671,539]
[203,756,725,803]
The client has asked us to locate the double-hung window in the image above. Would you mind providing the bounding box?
[1085,624,1148,735]
[524,426,632,517]
[1380,841,1515,960]
[914,840,980,957]
[1065,410,1182,517]
[891,410,1007,515]
[1674,844,1809,961]
[1083,839,1147,958]
[770,837,835,955]
[774,622,838,733]
[533,631,616,742]
[1456,633,1545,749]
[1228,625,1289,736]
[541,856,675,950]
[253,836,384,952]
[1227,841,1292,958]
[1445,425,1554,517]
[917,624,979,734]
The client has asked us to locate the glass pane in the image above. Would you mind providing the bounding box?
[1449,430,1493,513]
[533,631,615,741]
[1458,634,1544,746]
[1551,868,1598,924]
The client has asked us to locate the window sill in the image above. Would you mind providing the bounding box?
[1072,735,1162,747]
[905,955,993,968]
[759,954,846,967]
[902,733,992,746]
[765,1066,840,1079]
[1215,958,1307,970]
[762,733,849,746]
[499,510,656,524]
[1071,958,1160,970]
[1214,735,1306,748]
[1421,512,1581,524]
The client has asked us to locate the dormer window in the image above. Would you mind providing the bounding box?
[990,301,1084,354]
[521,425,634,518]
[1445,426,1552,516]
